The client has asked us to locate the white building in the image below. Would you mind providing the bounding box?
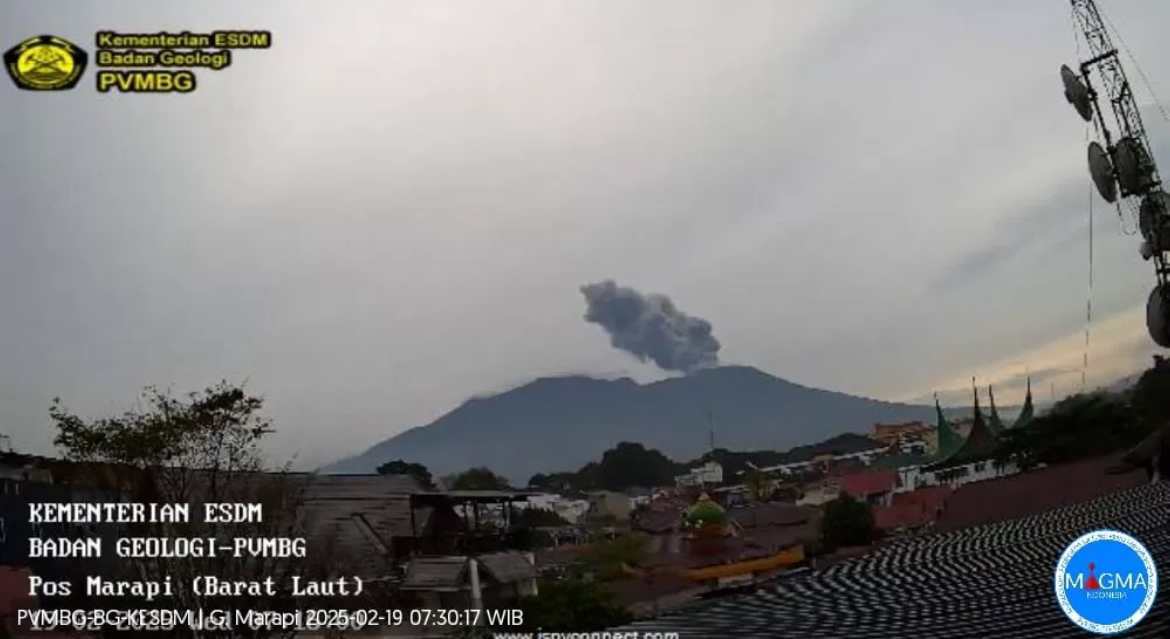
[521,493,590,524]
[674,461,723,487]
[760,435,888,477]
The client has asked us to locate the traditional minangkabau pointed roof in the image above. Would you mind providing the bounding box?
[987,385,1006,435]
[1012,377,1034,430]
[932,393,964,462]
[925,382,1001,471]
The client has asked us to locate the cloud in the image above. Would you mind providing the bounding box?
[902,303,1160,406]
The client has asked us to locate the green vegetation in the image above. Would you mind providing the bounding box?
[995,357,1170,470]
[375,458,436,488]
[49,382,326,639]
[820,493,882,552]
[514,575,634,632]
[450,466,512,490]
[524,442,789,493]
[574,533,649,581]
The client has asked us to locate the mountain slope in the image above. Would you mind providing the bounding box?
[322,366,947,483]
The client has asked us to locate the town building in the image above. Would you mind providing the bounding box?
[610,452,1161,637]
[758,434,888,477]
[674,461,723,487]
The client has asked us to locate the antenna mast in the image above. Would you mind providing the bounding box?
[1063,0,1170,348]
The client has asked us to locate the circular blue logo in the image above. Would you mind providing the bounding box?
[1054,529,1158,634]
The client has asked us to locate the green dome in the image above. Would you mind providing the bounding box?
[685,494,727,526]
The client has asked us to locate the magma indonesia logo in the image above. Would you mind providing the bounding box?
[3,35,88,90]
[1055,529,1158,634]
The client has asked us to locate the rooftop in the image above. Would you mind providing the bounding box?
[838,468,899,499]
[613,477,1169,638]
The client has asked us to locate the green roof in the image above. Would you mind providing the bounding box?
[926,386,1001,470]
[987,386,1006,436]
[1012,378,1034,429]
[932,395,964,462]
[685,497,726,526]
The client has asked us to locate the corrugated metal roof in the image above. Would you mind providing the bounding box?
[611,480,1170,638]
[933,454,1148,532]
[401,557,468,591]
[478,552,536,584]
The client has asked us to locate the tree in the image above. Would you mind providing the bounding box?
[527,473,550,490]
[820,494,881,552]
[576,533,648,582]
[515,576,632,632]
[1130,355,1170,428]
[996,391,1145,468]
[594,442,676,491]
[451,466,511,491]
[376,459,435,489]
[50,382,335,639]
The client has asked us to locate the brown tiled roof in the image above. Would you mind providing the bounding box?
[635,508,681,533]
[932,453,1148,532]
[728,502,813,528]
[839,469,899,499]
[872,485,952,531]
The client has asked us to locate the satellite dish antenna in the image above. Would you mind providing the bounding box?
[1087,142,1118,203]
[1061,64,1093,121]
[1139,190,1170,251]
[1066,0,1168,349]
[1148,284,1170,348]
[1113,138,1156,196]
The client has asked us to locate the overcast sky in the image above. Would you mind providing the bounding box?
[3,1,1169,469]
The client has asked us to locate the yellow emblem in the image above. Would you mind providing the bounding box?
[4,35,88,91]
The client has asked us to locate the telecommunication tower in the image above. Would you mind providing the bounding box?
[1061,0,1170,347]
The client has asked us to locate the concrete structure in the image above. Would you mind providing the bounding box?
[869,421,934,448]
[522,493,590,524]
[585,490,632,522]
[675,461,724,487]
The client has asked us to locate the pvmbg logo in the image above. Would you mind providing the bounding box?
[1055,529,1158,634]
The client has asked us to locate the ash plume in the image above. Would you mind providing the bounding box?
[580,280,721,373]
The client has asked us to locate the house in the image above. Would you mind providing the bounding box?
[607,463,1164,638]
[632,497,811,588]
[837,468,899,507]
[872,484,953,534]
[400,552,538,610]
[933,452,1149,533]
[586,490,633,523]
[795,477,841,506]
[869,421,934,448]
[675,462,723,487]
[892,382,1036,490]
[522,493,590,524]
